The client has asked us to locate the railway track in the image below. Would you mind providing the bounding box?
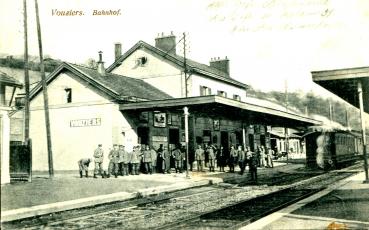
[2,164,362,230]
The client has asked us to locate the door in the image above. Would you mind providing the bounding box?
[137,127,149,145]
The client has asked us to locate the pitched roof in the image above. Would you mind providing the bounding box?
[106,41,248,89]
[30,62,171,101]
[0,71,23,88]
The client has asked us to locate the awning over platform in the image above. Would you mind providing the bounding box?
[312,66,369,113]
[120,96,321,128]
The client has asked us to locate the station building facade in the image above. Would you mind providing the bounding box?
[28,34,319,171]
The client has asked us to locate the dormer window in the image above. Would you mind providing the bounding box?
[233,94,241,101]
[137,56,148,66]
[65,88,72,103]
[200,86,212,96]
[217,90,227,97]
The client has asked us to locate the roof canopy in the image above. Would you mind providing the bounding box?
[120,95,321,128]
[0,71,23,88]
[312,66,369,113]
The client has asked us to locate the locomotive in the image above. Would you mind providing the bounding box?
[304,127,363,170]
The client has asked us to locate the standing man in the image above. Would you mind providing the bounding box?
[143,145,153,174]
[173,145,184,173]
[229,145,238,173]
[238,146,246,175]
[260,146,266,167]
[245,146,252,171]
[249,151,258,184]
[266,147,274,168]
[156,145,164,173]
[108,144,120,178]
[195,145,205,172]
[119,145,130,176]
[217,146,226,172]
[150,146,158,174]
[162,145,171,174]
[208,145,216,172]
[93,144,104,178]
[78,158,91,178]
[130,146,141,175]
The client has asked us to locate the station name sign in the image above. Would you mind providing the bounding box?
[70,118,101,127]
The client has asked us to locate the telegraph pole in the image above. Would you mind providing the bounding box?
[183,32,188,98]
[23,0,30,141]
[35,0,54,177]
[183,33,190,178]
[284,79,289,163]
[23,0,32,182]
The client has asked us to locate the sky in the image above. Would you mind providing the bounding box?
[1,0,369,97]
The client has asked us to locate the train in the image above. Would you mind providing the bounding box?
[304,127,364,170]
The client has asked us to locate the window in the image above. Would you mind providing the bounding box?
[200,86,212,96]
[137,56,148,66]
[233,94,241,101]
[65,88,72,103]
[217,90,227,97]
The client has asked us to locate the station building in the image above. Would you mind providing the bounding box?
[28,34,320,172]
[1,72,22,184]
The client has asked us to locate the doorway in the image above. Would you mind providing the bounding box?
[137,127,149,145]
[248,134,255,151]
[169,128,179,145]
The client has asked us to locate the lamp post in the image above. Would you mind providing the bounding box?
[184,106,190,179]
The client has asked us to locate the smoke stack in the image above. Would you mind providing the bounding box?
[97,51,105,75]
[115,43,122,61]
[209,56,230,77]
[155,32,176,55]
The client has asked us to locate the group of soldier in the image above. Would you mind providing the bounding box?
[78,143,275,182]
[78,143,186,179]
[194,144,275,182]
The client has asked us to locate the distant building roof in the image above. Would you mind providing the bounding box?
[107,41,248,89]
[0,71,22,88]
[30,62,172,101]
[269,131,301,139]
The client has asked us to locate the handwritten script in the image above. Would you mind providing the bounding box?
[207,0,335,32]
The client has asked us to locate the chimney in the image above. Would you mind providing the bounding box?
[155,31,176,55]
[114,43,122,61]
[97,51,105,75]
[209,56,230,76]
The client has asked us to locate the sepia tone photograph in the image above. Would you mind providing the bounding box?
[0,0,368,229]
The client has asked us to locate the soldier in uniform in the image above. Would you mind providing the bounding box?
[266,147,274,168]
[229,145,238,173]
[150,146,158,174]
[237,145,246,175]
[143,145,153,174]
[93,144,104,178]
[108,144,120,178]
[119,145,130,176]
[249,151,258,183]
[130,145,142,175]
[78,158,91,178]
[172,145,184,173]
[208,145,216,172]
[195,145,205,172]
[217,146,226,172]
[162,145,171,174]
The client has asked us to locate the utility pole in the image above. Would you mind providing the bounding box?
[23,0,32,182]
[183,32,188,98]
[284,79,289,163]
[23,0,30,141]
[35,0,54,178]
[183,33,190,178]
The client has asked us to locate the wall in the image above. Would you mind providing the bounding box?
[111,49,184,98]
[190,74,246,101]
[0,108,11,184]
[29,72,138,171]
